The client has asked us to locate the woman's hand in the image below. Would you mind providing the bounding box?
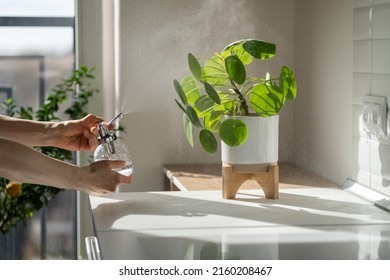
[55,114,103,151]
[79,160,133,195]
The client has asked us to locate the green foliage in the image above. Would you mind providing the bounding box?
[173,39,297,154]
[219,118,248,147]
[0,66,98,234]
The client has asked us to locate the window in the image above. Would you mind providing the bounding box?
[0,0,76,259]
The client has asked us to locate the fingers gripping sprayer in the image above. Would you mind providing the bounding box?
[93,113,133,176]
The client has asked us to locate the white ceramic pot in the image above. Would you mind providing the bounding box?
[221,115,279,164]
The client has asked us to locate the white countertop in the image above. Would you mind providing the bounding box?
[89,188,390,260]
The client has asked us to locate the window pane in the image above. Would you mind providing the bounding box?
[0,0,75,17]
[0,26,74,111]
[0,57,42,109]
[0,27,73,56]
[0,0,76,260]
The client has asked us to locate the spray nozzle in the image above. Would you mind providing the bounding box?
[107,112,123,128]
[97,112,123,156]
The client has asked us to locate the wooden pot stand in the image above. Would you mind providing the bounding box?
[222,163,279,199]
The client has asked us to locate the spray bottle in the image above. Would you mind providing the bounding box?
[93,113,133,176]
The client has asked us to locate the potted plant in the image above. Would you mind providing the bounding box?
[173,39,297,164]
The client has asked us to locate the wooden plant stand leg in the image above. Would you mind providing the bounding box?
[222,163,279,199]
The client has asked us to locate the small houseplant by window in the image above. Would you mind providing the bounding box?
[173,39,297,161]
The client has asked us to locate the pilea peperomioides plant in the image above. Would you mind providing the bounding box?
[173,39,297,154]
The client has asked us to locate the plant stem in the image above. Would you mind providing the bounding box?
[0,212,10,233]
[229,78,249,115]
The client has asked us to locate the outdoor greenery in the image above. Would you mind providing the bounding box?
[0,66,98,234]
[173,39,297,154]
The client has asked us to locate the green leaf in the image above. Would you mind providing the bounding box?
[204,109,223,131]
[199,129,218,154]
[185,105,202,128]
[188,53,202,81]
[243,40,276,60]
[81,65,88,73]
[202,56,228,86]
[195,95,215,115]
[280,66,297,100]
[183,114,194,147]
[249,83,283,117]
[173,79,187,105]
[181,76,201,106]
[225,55,246,85]
[219,118,248,146]
[175,99,186,114]
[204,82,221,104]
[221,40,254,65]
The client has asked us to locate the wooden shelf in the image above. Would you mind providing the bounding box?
[163,162,337,191]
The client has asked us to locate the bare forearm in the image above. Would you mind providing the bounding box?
[0,138,132,195]
[0,138,81,190]
[0,115,60,147]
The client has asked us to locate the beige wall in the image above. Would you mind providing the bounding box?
[294,0,353,184]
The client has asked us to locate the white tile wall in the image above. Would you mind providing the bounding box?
[352,167,371,186]
[353,104,371,138]
[353,136,371,173]
[373,0,390,5]
[353,6,372,40]
[352,105,361,136]
[372,3,390,38]
[372,74,390,104]
[353,73,371,104]
[353,1,390,197]
[371,173,390,196]
[354,0,372,8]
[372,39,390,73]
[370,140,390,178]
[372,172,384,190]
[353,40,372,73]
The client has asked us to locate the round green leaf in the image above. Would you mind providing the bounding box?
[243,40,276,60]
[225,55,246,85]
[219,118,248,146]
[199,129,218,154]
[202,56,228,85]
[221,40,254,65]
[185,104,202,128]
[204,82,221,104]
[280,66,297,100]
[249,83,284,117]
[174,79,187,105]
[188,53,202,81]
